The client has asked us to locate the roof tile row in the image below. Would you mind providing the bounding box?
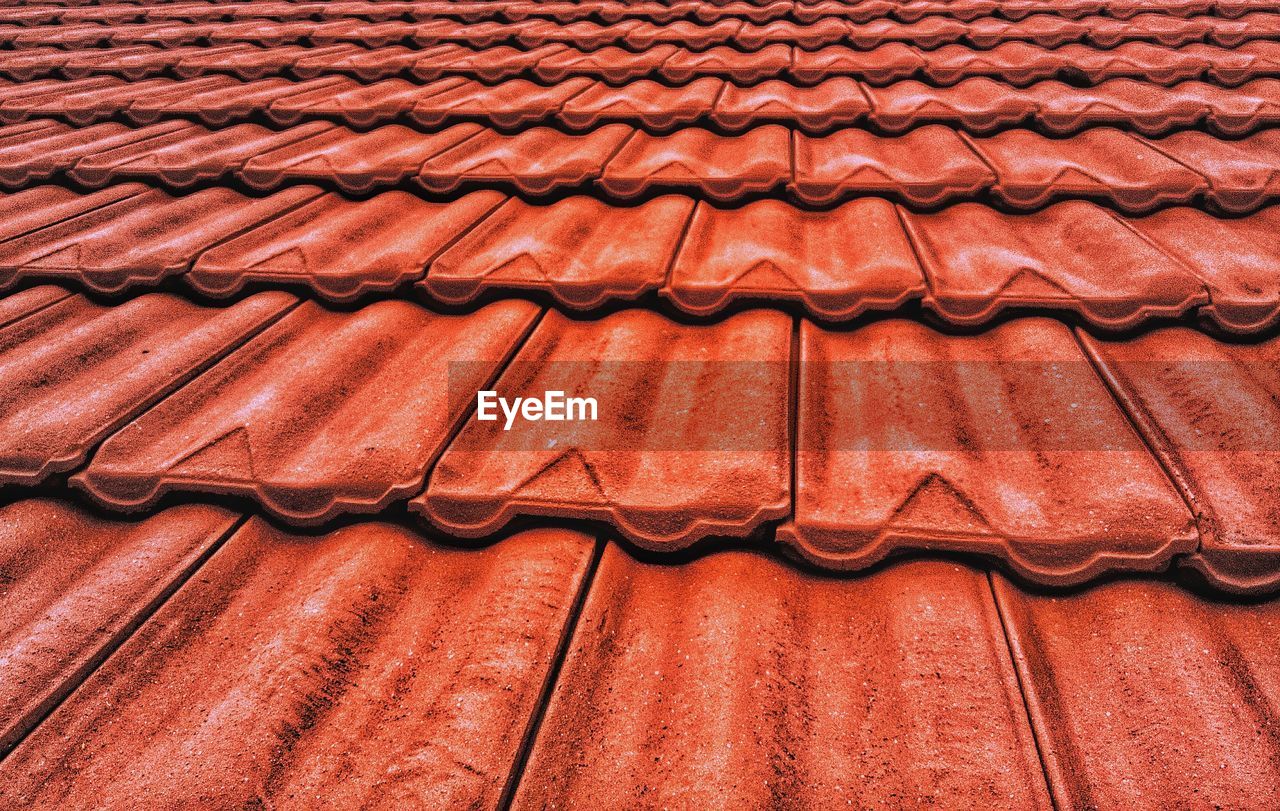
[3,505,1276,807]
[11,40,1279,86]
[4,0,1273,26]
[5,13,1279,51]
[2,286,1278,592]
[11,75,1280,137]
[3,185,1279,332]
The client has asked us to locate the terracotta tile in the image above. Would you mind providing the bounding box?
[293,43,430,81]
[60,44,177,80]
[599,125,790,202]
[533,44,677,84]
[658,44,790,83]
[790,43,923,85]
[558,78,721,131]
[780,318,1195,582]
[966,14,1088,48]
[240,123,480,194]
[77,299,538,521]
[0,283,71,330]
[794,125,992,206]
[0,186,320,292]
[416,308,792,548]
[1145,130,1280,214]
[175,44,351,81]
[994,577,1280,804]
[712,77,867,132]
[69,121,335,188]
[0,499,237,755]
[0,121,193,187]
[866,77,1039,132]
[903,201,1209,328]
[920,41,1067,85]
[694,0,791,23]
[0,519,594,808]
[420,43,566,82]
[734,18,847,49]
[974,127,1207,212]
[411,77,593,129]
[1062,40,1211,85]
[623,19,741,50]
[136,75,349,127]
[665,197,924,318]
[1128,206,1280,332]
[192,190,504,302]
[423,195,693,309]
[417,124,633,195]
[518,20,641,49]
[264,77,449,128]
[0,47,70,81]
[1028,78,1209,136]
[850,16,968,49]
[515,547,1052,808]
[1080,328,1280,593]
[0,291,294,485]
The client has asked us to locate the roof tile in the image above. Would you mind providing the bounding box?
[517,547,1053,808]
[866,77,1039,132]
[0,499,237,756]
[410,77,593,129]
[239,123,481,194]
[1146,129,1280,213]
[973,127,1207,212]
[994,576,1280,805]
[902,201,1209,327]
[0,291,294,485]
[779,318,1195,582]
[599,125,790,201]
[423,194,694,309]
[558,77,722,132]
[192,190,504,301]
[665,197,924,318]
[711,76,868,132]
[658,43,791,84]
[533,44,678,84]
[793,124,993,206]
[416,124,633,195]
[791,43,923,85]
[77,299,538,521]
[0,185,320,292]
[416,308,792,548]
[0,517,594,809]
[1080,327,1280,593]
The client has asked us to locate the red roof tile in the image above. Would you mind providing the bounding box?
[793,124,993,205]
[416,308,792,548]
[779,318,1195,582]
[410,77,593,130]
[517,547,1053,807]
[1127,205,1280,332]
[0,291,294,485]
[994,576,1280,805]
[1147,129,1280,213]
[558,77,722,132]
[658,43,791,83]
[902,201,1209,327]
[791,43,923,85]
[423,194,694,309]
[533,44,677,84]
[0,499,236,755]
[973,126,1207,212]
[0,517,594,808]
[711,76,868,132]
[190,190,505,301]
[1080,328,1280,594]
[76,299,538,522]
[239,123,481,194]
[0,185,319,292]
[417,124,632,195]
[68,121,334,188]
[598,125,790,201]
[665,197,924,317]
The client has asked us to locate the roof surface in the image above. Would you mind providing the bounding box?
[1,0,1279,806]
